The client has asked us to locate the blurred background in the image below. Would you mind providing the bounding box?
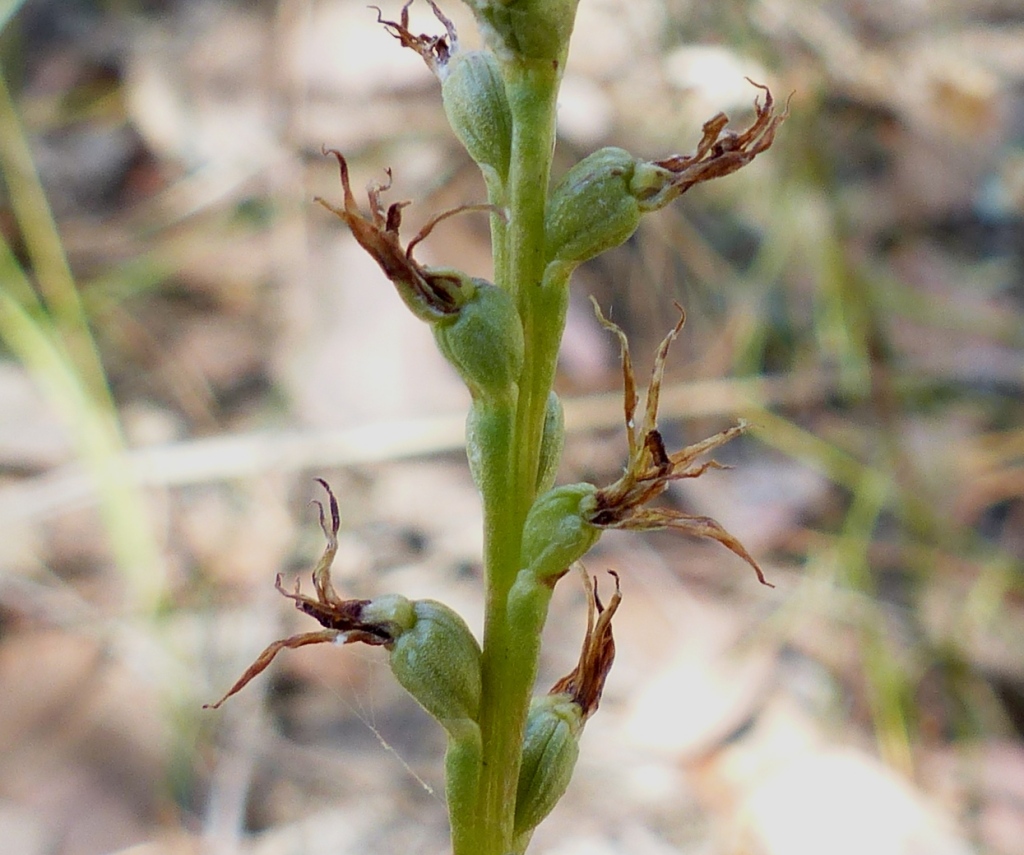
[1,0,1022,853]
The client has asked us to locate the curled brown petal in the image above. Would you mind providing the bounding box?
[374,0,457,76]
[203,629,344,710]
[641,81,789,208]
[549,570,622,720]
[204,480,396,711]
[310,477,341,605]
[314,148,497,321]
[588,303,773,587]
[613,509,771,588]
[314,148,458,320]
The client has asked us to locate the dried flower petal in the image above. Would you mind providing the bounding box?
[204,481,401,710]
[633,81,790,211]
[315,148,494,321]
[587,299,773,587]
[374,0,457,77]
[549,570,621,720]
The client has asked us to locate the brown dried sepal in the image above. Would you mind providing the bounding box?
[315,149,495,322]
[204,480,395,710]
[374,0,457,76]
[639,81,788,210]
[588,300,773,587]
[549,570,621,721]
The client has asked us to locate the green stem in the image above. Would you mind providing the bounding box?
[484,174,509,293]
[469,56,564,855]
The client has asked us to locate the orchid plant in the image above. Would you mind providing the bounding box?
[208,1,783,852]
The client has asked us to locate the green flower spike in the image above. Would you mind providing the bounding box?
[205,479,482,731]
[514,570,621,840]
[586,300,773,587]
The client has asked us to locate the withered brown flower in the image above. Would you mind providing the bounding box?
[587,300,773,587]
[204,480,398,709]
[637,81,789,211]
[315,149,494,321]
[549,569,621,721]
[374,0,457,75]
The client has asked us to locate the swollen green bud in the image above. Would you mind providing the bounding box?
[545,85,787,275]
[433,280,524,402]
[384,598,482,730]
[545,147,646,271]
[463,0,579,61]
[515,570,622,838]
[205,483,482,733]
[441,50,512,182]
[514,694,582,836]
[535,392,565,494]
[521,482,600,583]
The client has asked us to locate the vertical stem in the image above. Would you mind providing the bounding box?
[506,58,565,513]
[485,176,509,293]
[469,56,564,855]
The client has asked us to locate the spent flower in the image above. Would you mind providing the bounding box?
[315,148,491,321]
[316,149,523,401]
[586,300,772,587]
[520,303,772,588]
[206,480,481,732]
[377,1,513,181]
[545,83,787,274]
[515,570,621,837]
[375,0,458,75]
[635,81,786,209]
